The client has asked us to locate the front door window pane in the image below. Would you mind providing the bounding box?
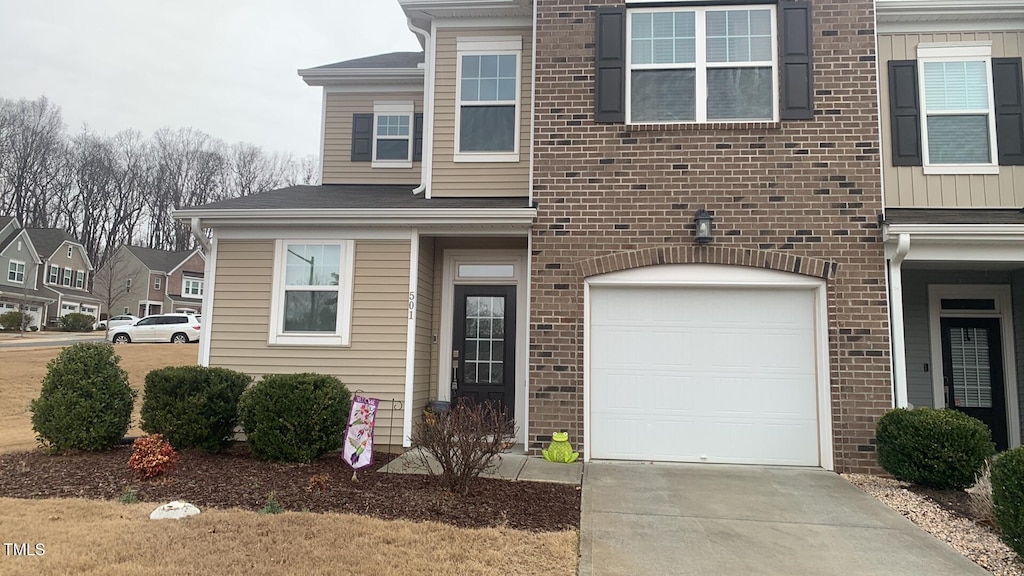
[950,326,993,408]
[464,296,506,386]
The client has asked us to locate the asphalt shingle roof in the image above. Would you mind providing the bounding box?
[312,52,424,70]
[180,185,532,211]
[125,246,197,273]
[24,228,78,258]
[885,209,1024,225]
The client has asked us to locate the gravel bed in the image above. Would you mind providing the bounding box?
[844,474,1022,576]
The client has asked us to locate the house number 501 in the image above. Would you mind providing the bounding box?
[408,291,416,319]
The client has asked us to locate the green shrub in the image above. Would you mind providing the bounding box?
[992,447,1024,556]
[140,366,251,453]
[60,312,95,332]
[0,310,29,331]
[238,373,351,463]
[876,407,995,490]
[30,343,135,451]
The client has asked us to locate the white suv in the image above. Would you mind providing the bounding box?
[107,313,201,344]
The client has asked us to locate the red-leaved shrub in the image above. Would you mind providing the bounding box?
[128,434,180,479]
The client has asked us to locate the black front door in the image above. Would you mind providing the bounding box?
[452,285,516,415]
[941,317,1008,451]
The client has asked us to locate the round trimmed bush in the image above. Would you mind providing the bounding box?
[60,312,95,332]
[992,447,1024,556]
[876,407,995,490]
[238,373,351,463]
[141,366,252,453]
[30,343,135,451]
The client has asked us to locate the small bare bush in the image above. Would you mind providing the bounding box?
[410,402,517,495]
[966,460,995,527]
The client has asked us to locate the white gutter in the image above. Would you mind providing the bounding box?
[189,217,212,252]
[407,18,433,196]
[884,223,1024,241]
[402,230,420,447]
[173,207,536,227]
[888,233,911,409]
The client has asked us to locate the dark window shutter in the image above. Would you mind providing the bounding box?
[594,7,626,124]
[413,113,424,162]
[778,1,814,120]
[351,113,373,162]
[888,60,922,166]
[993,57,1024,166]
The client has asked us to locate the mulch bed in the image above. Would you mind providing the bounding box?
[0,445,580,532]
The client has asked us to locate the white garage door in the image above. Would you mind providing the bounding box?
[589,285,820,466]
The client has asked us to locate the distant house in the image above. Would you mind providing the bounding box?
[0,217,51,329]
[25,227,103,326]
[96,245,205,318]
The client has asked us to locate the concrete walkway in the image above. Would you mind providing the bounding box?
[580,462,989,576]
[380,448,583,485]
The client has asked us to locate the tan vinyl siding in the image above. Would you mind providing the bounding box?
[880,31,1024,207]
[413,238,435,424]
[209,239,411,447]
[322,93,423,185]
[431,27,531,197]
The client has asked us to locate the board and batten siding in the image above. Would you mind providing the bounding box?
[431,27,531,197]
[209,239,411,448]
[322,93,423,186]
[413,238,435,425]
[879,31,1024,207]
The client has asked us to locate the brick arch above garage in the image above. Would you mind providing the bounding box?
[574,246,838,281]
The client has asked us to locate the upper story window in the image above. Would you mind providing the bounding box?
[62,267,72,287]
[919,43,997,174]
[67,246,73,258]
[627,6,777,123]
[8,260,25,283]
[183,278,204,298]
[268,241,354,347]
[126,277,132,293]
[372,102,413,168]
[75,271,85,289]
[154,276,162,291]
[48,265,58,284]
[456,37,522,162]
[887,42,1024,171]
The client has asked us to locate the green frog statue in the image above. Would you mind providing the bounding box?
[542,431,579,464]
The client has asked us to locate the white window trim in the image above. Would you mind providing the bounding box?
[371,101,414,169]
[268,240,355,347]
[75,270,85,289]
[154,276,162,291]
[454,36,522,163]
[183,278,204,298]
[48,265,58,285]
[62,267,72,287]
[7,260,25,283]
[917,42,999,175]
[625,5,779,125]
[67,246,73,259]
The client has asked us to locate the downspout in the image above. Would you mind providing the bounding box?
[189,217,211,253]
[408,18,433,196]
[888,232,911,409]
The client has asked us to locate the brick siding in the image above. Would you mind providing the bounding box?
[529,0,891,473]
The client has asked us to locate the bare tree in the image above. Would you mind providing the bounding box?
[0,96,69,228]
[225,142,290,198]
[91,248,134,318]
[285,154,321,186]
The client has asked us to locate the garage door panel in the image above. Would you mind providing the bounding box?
[590,284,821,466]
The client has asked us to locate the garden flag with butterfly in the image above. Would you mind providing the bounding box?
[344,396,379,470]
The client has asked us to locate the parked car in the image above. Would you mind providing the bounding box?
[106,313,201,344]
[101,314,139,331]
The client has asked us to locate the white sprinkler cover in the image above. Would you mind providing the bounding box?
[150,501,201,520]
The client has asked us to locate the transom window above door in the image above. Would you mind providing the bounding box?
[627,6,777,123]
[456,36,522,162]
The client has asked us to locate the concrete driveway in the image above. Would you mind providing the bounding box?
[580,462,988,576]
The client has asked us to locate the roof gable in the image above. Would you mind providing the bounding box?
[125,245,199,273]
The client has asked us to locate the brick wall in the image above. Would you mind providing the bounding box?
[530,0,891,473]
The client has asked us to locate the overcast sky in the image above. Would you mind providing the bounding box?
[0,0,422,158]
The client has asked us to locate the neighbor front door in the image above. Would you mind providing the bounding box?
[941,317,1008,451]
[451,285,516,416]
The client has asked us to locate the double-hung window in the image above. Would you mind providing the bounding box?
[627,6,777,123]
[183,278,204,298]
[918,43,998,174]
[269,241,354,346]
[8,260,25,283]
[48,265,58,284]
[62,267,72,287]
[75,271,85,289]
[456,37,521,161]
[372,102,413,168]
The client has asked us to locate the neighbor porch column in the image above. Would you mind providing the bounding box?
[888,233,911,408]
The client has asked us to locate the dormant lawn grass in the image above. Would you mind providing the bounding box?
[0,344,198,454]
[0,498,578,576]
